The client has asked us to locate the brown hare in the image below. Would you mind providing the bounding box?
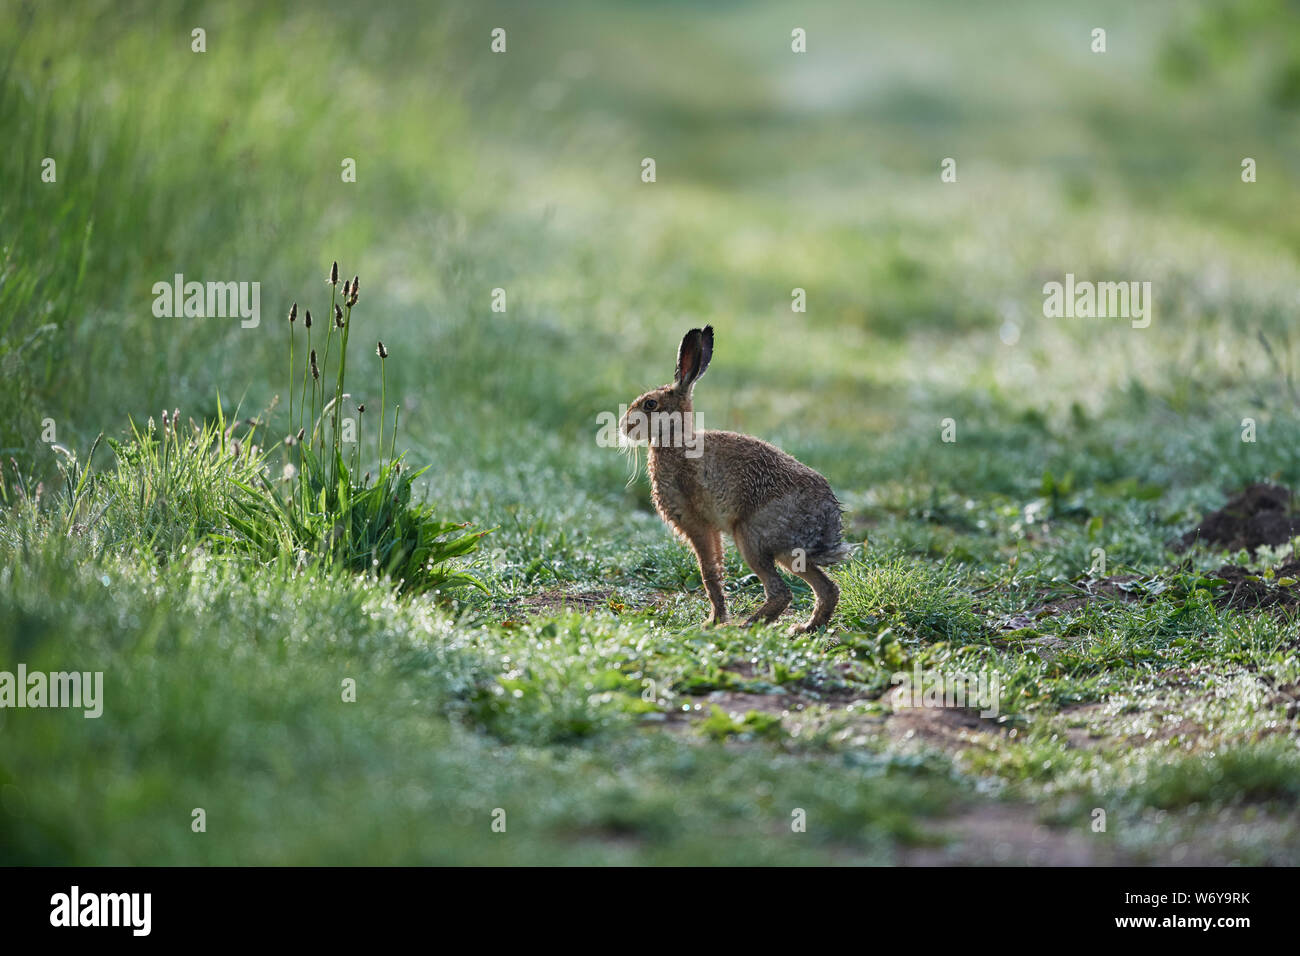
[621,326,849,635]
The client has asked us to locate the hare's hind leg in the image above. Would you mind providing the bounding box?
[735,535,792,627]
[685,526,728,626]
[782,561,839,636]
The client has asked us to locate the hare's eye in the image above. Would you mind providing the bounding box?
[643,399,658,411]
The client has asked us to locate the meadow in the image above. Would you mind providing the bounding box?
[2,0,1299,864]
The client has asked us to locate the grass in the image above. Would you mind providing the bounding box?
[2,0,1300,864]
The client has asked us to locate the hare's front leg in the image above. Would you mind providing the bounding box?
[685,527,727,626]
[735,533,792,627]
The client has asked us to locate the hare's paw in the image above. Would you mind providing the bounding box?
[743,601,789,628]
[788,620,832,639]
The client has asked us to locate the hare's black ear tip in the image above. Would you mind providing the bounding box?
[702,325,714,342]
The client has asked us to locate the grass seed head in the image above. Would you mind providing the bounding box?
[376,340,388,359]
[329,260,339,286]
[310,349,320,380]
[334,304,344,328]
[288,302,297,323]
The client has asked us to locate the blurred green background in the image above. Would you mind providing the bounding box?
[6,0,1300,495]
[3,0,1300,864]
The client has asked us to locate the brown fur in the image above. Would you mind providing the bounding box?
[620,326,849,635]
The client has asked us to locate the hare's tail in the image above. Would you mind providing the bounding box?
[807,541,852,566]
[794,495,851,566]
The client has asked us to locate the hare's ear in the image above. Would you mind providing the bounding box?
[674,325,714,392]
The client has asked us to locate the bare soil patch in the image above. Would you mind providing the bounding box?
[514,588,615,613]
[505,587,675,618]
[1207,560,1300,612]
[662,659,877,733]
[882,684,1007,749]
[898,804,1294,865]
[984,575,1148,629]
[901,805,1123,865]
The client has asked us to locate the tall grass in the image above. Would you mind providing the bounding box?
[228,261,490,594]
[0,260,489,596]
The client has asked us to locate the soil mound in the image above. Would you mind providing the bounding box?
[1180,484,1300,554]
